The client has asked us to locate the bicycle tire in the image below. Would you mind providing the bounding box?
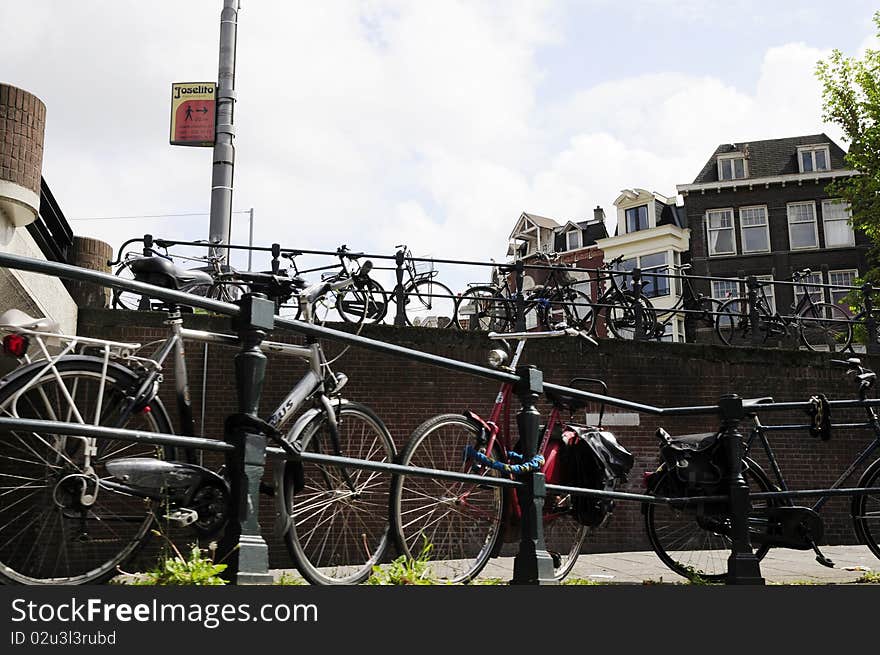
[604,292,656,339]
[798,302,853,352]
[643,458,774,582]
[0,358,174,585]
[852,457,880,561]
[389,413,504,583]
[336,278,389,325]
[455,285,512,332]
[715,297,773,347]
[111,260,152,311]
[283,402,396,585]
[542,497,588,581]
[402,279,457,329]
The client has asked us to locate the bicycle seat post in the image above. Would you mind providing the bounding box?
[510,364,557,585]
[217,292,276,585]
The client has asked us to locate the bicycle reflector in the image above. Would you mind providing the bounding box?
[2,333,29,358]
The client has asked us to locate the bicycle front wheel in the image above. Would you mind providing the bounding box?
[0,358,173,585]
[111,260,152,311]
[283,402,396,585]
[455,285,511,332]
[390,414,503,583]
[336,278,389,325]
[402,279,457,328]
[715,298,772,347]
[644,460,774,582]
[604,292,655,339]
[852,458,880,561]
[543,497,587,581]
[544,288,595,333]
[798,302,853,352]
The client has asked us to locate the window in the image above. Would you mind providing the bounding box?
[794,271,824,305]
[565,230,581,251]
[717,155,747,181]
[707,209,735,256]
[829,269,858,311]
[822,199,855,248]
[711,279,740,301]
[798,145,830,173]
[755,275,776,313]
[787,202,819,249]
[625,205,648,233]
[640,252,669,298]
[739,206,770,253]
[611,257,636,290]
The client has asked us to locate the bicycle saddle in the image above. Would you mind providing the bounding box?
[0,308,59,334]
[545,388,590,412]
[129,256,213,290]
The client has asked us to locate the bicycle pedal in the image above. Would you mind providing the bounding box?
[163,508,199,527]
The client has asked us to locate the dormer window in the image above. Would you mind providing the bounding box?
[565,230,581,251]
[625,205,648,233]
[798,145,830,173]
[717,154,747,181]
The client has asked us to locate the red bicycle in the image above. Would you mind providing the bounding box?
[389,328,625,583]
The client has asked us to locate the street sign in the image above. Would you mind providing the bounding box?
[170,82,216,146]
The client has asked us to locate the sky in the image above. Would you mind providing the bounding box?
[1,0,878,286]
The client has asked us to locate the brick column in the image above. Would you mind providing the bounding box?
[0,84,46,227]
[65,236,113,308]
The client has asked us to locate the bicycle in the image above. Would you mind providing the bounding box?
[388,327,631,583]
[648,263,722,341]
[391,244,456,328]
[714,269,852,351]
[455,252,594,333]
[643,357,880,582]
[0,263,396,585]
[593,255,657,340]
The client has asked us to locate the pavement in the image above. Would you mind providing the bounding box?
[475,545,877,584]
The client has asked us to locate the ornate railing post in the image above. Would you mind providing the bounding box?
[631,267,648,341]
[394,247,407,327]
[270,242,281,275]
[745,275,763,346]
[510,365,557,585]
[219,292,275,584]
[137,234,154,311]
[514,261,527,332]
[719,394,764,585]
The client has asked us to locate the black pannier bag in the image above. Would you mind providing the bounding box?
[656,428,724,492]
[560,426,634,527]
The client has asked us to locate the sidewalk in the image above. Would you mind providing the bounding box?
[476,545,876,584]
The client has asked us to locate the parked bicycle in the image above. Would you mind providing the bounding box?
[0,263,396,585]
[390,244,457,328]
[714,269,852,351]
[594,255,657,340]
[648,263,722,341]
[643,357,880,582]
[388,326,633,583]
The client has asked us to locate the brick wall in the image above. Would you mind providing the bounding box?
[65,237,114,308]
[0,84,46,198]
[78,308,880,567]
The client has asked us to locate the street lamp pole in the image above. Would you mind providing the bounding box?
[208,0,240,261]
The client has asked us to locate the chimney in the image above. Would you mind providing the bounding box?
[593,205,605,223]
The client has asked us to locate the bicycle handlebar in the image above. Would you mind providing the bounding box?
[487,325,598,346]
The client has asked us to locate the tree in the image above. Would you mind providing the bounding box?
[817,11,880,282]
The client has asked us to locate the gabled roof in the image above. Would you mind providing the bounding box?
[520,212,559,229]
[692,134,848,184]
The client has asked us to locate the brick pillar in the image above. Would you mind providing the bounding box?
[65,236,113,308]
[0,84,46,227]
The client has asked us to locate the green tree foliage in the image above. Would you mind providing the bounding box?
[817,12,880,281]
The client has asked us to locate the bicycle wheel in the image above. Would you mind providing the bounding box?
[644,459,774,582]
[336,278,389,325]
[111,260,153,311]
[715,298,772,347]
[283,402,396,585]
[389,414,504,583]
[852,458,880,561]
[0,358,173,585]
[604,292,656,339]
[543,496,588,580]
[544,288,595,333]
[798,302,853,352]
[455,285,511,332]
[401,279,457,328]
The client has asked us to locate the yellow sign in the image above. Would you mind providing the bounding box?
[170,82,216,147]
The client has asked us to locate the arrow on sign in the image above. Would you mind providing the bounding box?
[197,107,209,114]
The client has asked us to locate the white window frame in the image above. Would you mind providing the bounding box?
[711,278,740,301]
[738,205,770,254]
[639,251,670,299]
[716,153,748,181]
[821,199,855,248]
[797,145,831,173]
[624,204,649,233]
[793,271,825,305]
[565,229,581,251]
[787,201,819,250]
[755,275,776,314]
[828,269,858,309]
[706,208,736,256]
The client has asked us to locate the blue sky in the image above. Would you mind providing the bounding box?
[1,1,876,285]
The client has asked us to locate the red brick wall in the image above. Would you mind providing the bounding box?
[78,308,880,567]
[0,84,46,197]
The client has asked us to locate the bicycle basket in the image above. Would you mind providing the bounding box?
[413,256,434,278]
[658,429,724,491]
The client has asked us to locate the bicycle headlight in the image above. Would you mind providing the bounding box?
[487,349,507,368]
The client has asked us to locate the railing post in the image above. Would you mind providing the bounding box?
[745,275,763,346]
[218,292,275,584]
[394,247,407,327]
[270,243,281,275]
[719,394,764,585]
[511,365,557,585]
[863,283,880,354]
[137,234,154,311]
[631,267,647,341]
[514,261,526,332]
